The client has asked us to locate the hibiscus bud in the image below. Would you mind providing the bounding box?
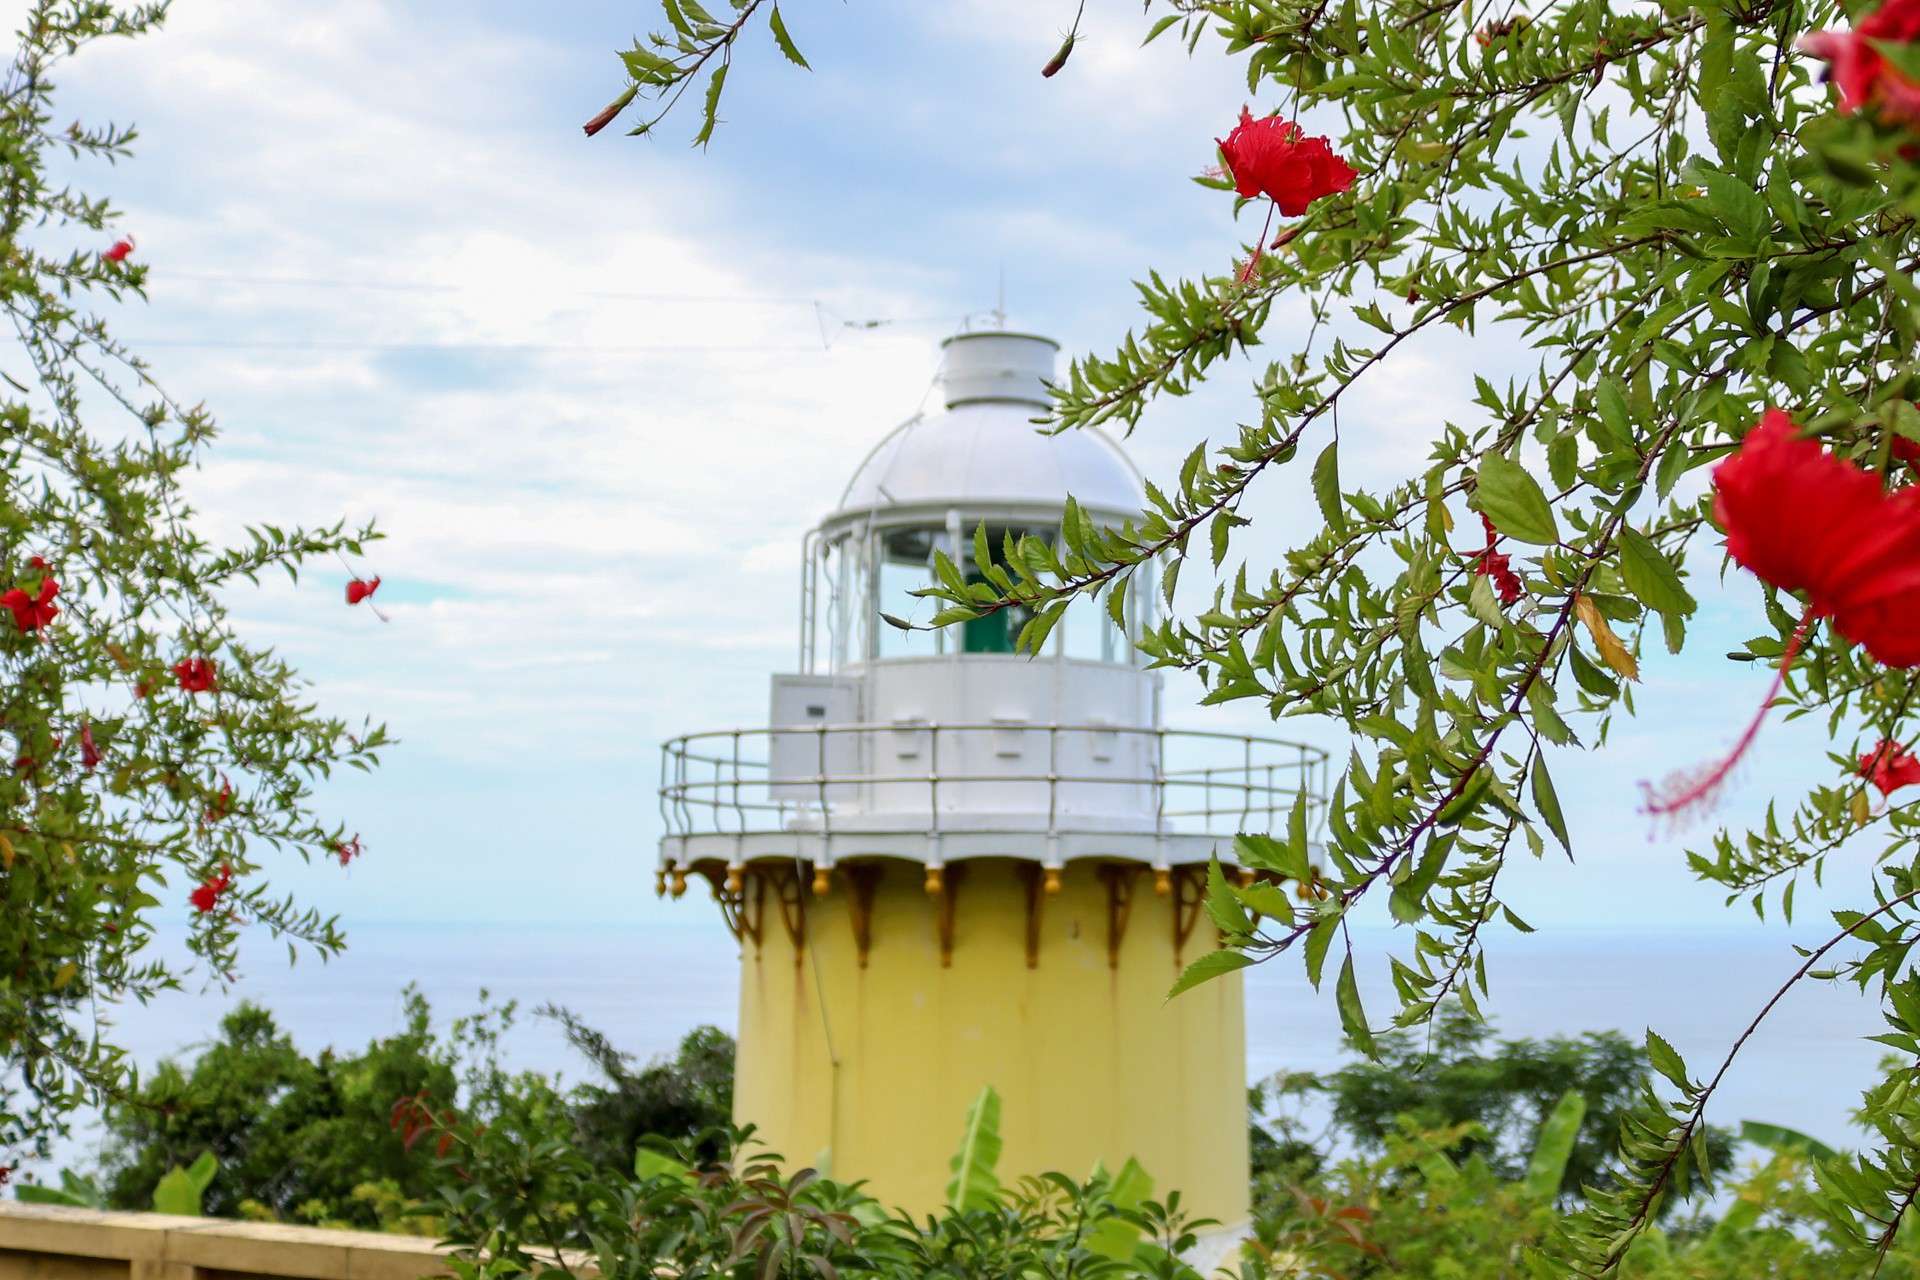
[1041,33,1075,78]
[582,84,639,137]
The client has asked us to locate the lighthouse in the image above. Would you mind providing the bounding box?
[657,328,1326,1226]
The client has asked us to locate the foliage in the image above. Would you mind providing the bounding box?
[428,1092,1215,1280]
[91,995,460,1226]
[60,989,732,1231]
[0,1,384,1165]
[595,0,1920,1271]
[1297,1001,1734,1211]
[538,1002,734,1169]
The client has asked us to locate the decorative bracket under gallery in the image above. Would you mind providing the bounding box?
[764,863,808,964]
[1016,863,1044,969]
[924,863,966,968]
[1170,863,1208,964]
[843,863,882,968]
[1099,863,1144,970]
[700,863,764,949]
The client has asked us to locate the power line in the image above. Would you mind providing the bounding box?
[162,268,825,305]
[126,338,830,353]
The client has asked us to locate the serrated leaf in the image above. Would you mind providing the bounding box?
[1168,947,1254,999]
[1646,1029,1692,1094]
[1530,756,1572,859]
[1476,454,1559,545]
[1617,527,1697,618]
[1304,914,1339,989]
[1205,856,1252,936]
[1336,953,1376,1056]
[767,6,811,69]
[1312,441,1346,534]
[692,62,728,148]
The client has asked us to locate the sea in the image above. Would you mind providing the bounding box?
[31,920,1885,1178]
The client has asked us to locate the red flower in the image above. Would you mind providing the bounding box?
[2,577,60,633]
[1471,513,1525,604]
[1643,408,1920,822]
[27,555,48,570]
[1860,739,1920,797]
[102,236,135,263]
[1801,0,1920,124]
[79,722,100,771]
[1715,410,1920,668]
[190,863,233,914]
[1217,108,1357,216]
[336,834,362,867]
[173,657,217,693]
[204,776,233,824]
[346,575,381,605]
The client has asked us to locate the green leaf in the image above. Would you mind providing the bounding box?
[1304,914,1339,989]
[691,62,728,149]
[635,1145,695,1185]
[1335,953,1376,1057]
[1476,454,1559,545]
[1085,1157,1154,1260]
[1168,947,1254,999]
[1530,757,1572,859]
[1312,441,1346,534]
[151,1150,218,1216]
[1738,1119,1838,1162]
[1205,856,1252,936]
[1617,527,1696,618]
[767,6,811,69]
[946,1086,1004,1212]
[1646,1030,1693,1095]
[1235,878,1296,925]
[1522,1090,1588,1202]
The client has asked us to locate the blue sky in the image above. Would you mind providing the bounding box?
[39,0,1873,959]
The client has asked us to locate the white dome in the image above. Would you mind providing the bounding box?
[830,331,1145,525]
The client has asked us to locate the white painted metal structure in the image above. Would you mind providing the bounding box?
[659,329,1326,881]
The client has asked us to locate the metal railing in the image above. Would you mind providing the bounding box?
[658,721,1328,845]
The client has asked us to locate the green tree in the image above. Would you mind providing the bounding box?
[591,0,1920,1270]
[81,989,735,1229]
[539,1005,735,1169]
[1298,1003,1734,1210]
[0,1,382,1165]
[97,996,457,1226]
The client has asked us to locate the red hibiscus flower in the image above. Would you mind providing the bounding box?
[173,657,216,693]
[204,776,233,824]
[1217,108,1357,216]
[2,577,59,633]
[1472,513,1525,605]
[1716,410,1920,667]
[1860,739,1920,797]
[1801,0,1920,124]
[190,863,233,914]
[346,576,380,605]
[102,236,135,263]
[79,721,100,772]
[336,834,362,867]
[1643,409,1920,820]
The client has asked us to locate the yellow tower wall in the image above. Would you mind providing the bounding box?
[730,857,1249,1224]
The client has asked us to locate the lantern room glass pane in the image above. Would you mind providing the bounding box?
[876,524,944,659]
[958,523,1051,655]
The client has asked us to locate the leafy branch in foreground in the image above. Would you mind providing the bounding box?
[1,2,384,1163]
[607,0,1920,1270]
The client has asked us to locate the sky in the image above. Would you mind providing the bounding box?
[28,0,1880,968]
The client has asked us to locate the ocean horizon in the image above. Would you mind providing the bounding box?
[27,916,1881,1185]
